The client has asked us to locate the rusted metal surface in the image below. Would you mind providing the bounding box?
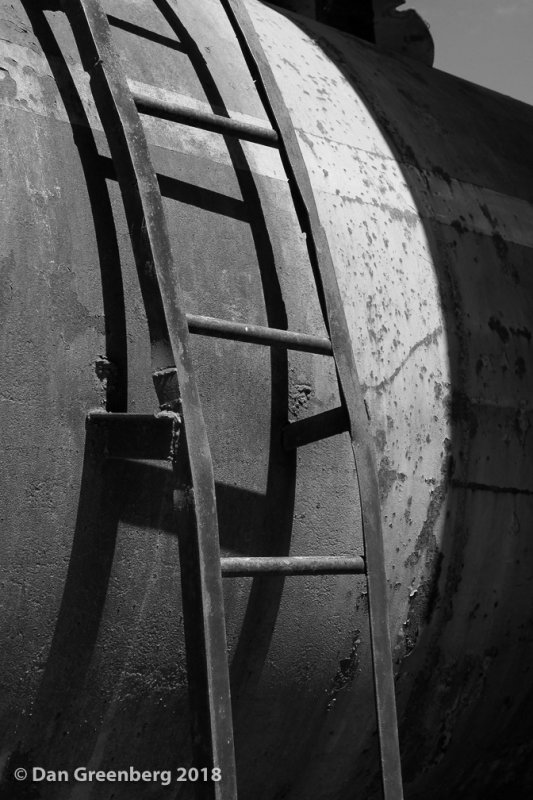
[221,555,365,576]
[187,313,333,354]
[1,0,533,798]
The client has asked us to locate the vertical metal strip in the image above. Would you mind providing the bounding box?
[61,2,237,797]
[218,1,404,796]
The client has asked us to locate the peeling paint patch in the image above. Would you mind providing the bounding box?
[327,630,361,710]
[398,441,451,657]
[378,455,406,501]
[405,439,451,571]
[402,570,443,657]
[380,203,419,228]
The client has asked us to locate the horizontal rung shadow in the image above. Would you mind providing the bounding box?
[187,314,332,354]
[107,15,187,53]
[283,406,348,450]
[221,555,365,576]
[133,89,279,146]
[86,411,181,460]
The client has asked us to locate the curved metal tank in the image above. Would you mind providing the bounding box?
[1,1,533,798]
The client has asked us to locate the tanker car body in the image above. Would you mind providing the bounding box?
[1,1,532,798]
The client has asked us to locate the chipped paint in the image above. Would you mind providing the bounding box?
[327,630,362,710]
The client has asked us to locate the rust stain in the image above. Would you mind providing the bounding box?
[378,455,406,501]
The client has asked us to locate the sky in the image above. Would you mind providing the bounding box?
[403,0,533,106]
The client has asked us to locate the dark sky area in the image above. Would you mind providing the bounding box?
[404,0,533,105]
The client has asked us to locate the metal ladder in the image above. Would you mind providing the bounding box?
[63,0,404,797]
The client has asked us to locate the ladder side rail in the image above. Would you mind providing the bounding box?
[61,2,237,797]
[218,2,403,797]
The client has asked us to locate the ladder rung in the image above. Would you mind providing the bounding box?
[133,88,279,146]
[283,406,349,450]
[187,313,332,354]
[221,555,365,576]
[86,410,181,460]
